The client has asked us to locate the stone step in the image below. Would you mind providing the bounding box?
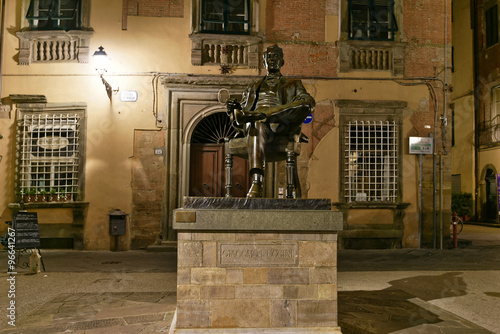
[146,241,178,252]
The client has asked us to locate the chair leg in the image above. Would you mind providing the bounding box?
[286,150,295,199]
[225,153,233,197]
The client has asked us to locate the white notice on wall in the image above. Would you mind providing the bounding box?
[120,90,138,102]
[409,137,433,155]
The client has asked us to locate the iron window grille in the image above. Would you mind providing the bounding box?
[344,120,398,203]
[26,0,82,31]
[19,114,81,201]
[485,5,499,48]
[348,0,398,41]
[201,0,250,34]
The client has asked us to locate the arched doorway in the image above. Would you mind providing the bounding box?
[189,112,249,197]
[484,168,498,221]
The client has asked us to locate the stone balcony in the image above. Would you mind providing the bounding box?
[16,30,94,65]
[189,33,263,69]
[338,40,407,76]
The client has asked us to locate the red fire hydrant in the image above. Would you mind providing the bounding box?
[452,211,458,248]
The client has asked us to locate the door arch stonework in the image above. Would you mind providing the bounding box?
[160,76,256,240]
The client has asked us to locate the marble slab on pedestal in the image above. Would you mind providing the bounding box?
[174,197,342,231]
[182,197,332,210]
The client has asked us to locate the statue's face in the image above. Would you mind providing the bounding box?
[264,50,284,71]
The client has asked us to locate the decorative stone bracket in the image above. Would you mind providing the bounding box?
[16,30,94,65]
[337,40,407,76]
[189,33,262,69]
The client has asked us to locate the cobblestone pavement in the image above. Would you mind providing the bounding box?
[0,224,499,333]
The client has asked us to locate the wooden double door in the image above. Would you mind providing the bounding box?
[189,143,249,198]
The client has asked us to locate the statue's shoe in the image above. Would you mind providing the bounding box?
[247,181,263,198]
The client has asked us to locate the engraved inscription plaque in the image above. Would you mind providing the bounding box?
[219,243,298,267]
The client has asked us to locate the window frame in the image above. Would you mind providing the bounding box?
[15,102,87,203]
[26,0,82,31]
[347,0,399,41]
[200,0,251,34]
[491,85,500,143]
[485,4,499,48]
[337,100,404,206]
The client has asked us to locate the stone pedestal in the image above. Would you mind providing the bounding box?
[171,197,343,334]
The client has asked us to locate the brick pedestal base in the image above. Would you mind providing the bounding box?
[171,198,343,333]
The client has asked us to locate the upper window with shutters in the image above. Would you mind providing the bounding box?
[348,0,398,41]
[338,0,406,76]
[189,0,262,68]
[26,0,82,31]
[16,0,93,65]
[201,0,250,34]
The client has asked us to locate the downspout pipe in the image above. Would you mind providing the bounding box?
[472,0,480,220]
[0,0,6,103]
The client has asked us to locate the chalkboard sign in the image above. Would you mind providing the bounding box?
[13,212,41,249]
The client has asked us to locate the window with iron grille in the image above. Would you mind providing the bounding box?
[26,0,82,31]
[485,4,499,48]
[201,0,250,34]
[348,0,398,41]
[343,120,398,202]
[18,113,82,202]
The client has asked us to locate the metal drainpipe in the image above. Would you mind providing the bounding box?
[440,0,450,250]
[0,0,6,103]
[472,0,480,221]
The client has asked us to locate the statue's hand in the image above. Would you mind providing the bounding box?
[226,99,242,116]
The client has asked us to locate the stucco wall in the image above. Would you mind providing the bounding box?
[0,0,452,249]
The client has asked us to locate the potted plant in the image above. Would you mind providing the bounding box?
[48,188,58,202]
[37,189,49,202]
[51,187,72,202]
[451,192,473,221]
[22,188,37,202]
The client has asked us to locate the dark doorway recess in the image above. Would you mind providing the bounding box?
[189,113,249,197]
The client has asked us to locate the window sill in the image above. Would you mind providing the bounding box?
[333,202,411,210]
[8,201,89,210]
[16,30,94,65]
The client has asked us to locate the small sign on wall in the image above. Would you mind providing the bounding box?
[409,137,433,155]
[120,90,138,102]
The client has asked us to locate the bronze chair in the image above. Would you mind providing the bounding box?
[224,133,308,198]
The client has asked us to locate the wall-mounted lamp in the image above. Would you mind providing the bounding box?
[92,46,118,99]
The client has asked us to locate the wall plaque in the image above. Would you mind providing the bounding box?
[219,243,298,267]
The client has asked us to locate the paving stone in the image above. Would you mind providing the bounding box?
[123,292,164,303]
[123,312,165,324]
[68,318,126,330]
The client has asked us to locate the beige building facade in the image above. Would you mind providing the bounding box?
[0,0,452,250]
[452,0,500,224]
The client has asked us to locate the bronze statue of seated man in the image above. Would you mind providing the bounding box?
[226,44,315,198]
